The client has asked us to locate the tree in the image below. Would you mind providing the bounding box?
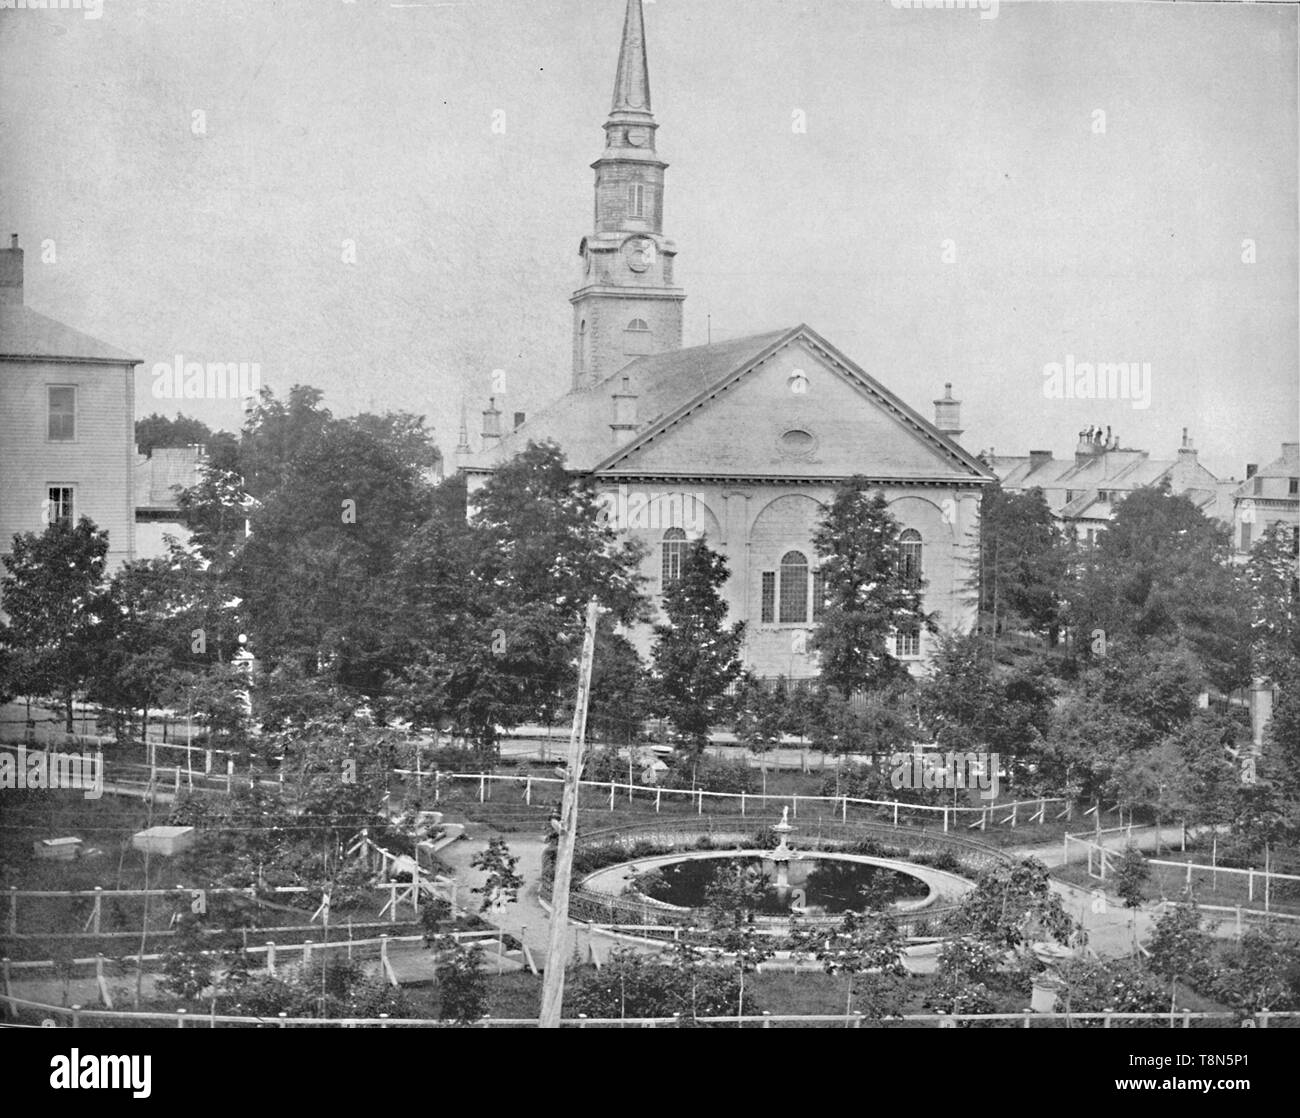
[1067,483,1249,692]
[811,482,931,698]
[977,482,1067,643]
[792,910,905,1022]
[435,938,488,1025]
[158,913,215,1001]
[650,538,745,752]
[1148,901,1215,1005]
[946,859,1075,950]
[702,861,776,1019]
[135,412,236,462]
[1243,521,1299,683]
[1111,846,1150,957]
[0,518,112,732]
[471,837,524,914]
[569,947,746,1022]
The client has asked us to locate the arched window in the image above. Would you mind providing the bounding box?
[779,551,809,623]
[898,529,922,588]
[629,182,646,218]
[624,317,652,356]
[662,528,688,587]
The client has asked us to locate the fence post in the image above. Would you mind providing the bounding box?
[655,788,661,813]
[302,941,313,968]
[479,774,486,803]
[1236,906,1242,937]
[1249,869,1254,902]
[1011,802,1018,828]
[698,790,703,815]
[943,808,949,833]
[71,1004,82,1028]
[610,783,615,812]
[174,766,181,795]
[278,1012,288,1028]
[225,759,233,793]
[204,749,212,775]
[525,777,532,806]
[842,797,848,823]
[266,941,276,976]
[792,795,798,819]
[1182,1009,1191,1029]
[2,957,11,1010]
[762,1011,772,1029]
[741,792,745,817]
[7,887,15,937]
[177,1008,187,1028]
[1063,836,1069,865]
[893,802,899,828]
[92,886,102,934]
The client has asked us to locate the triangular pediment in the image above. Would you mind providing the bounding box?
[593,326,990,483]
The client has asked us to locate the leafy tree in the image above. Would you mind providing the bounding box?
[435,938,488,1025]
[569,947,746,1022]
[1067,483,1249,691]
[1111,846,1150,956]
[1208,926,1300,1015]
[471,837,524,914]
[650,537,745,752]
[1057,957,1168,1015]
[135,412,237,463]
[158,913,215,1000]
[811,482,931,697]
[0,518,112,732]
[946,859,1075,950]
[977,482,1067,642]
[1148,901,1215,999]
[587,621,651,746]
[926,936,1002,1017]
[792,910,905,1021]
[1243,521,1299,683]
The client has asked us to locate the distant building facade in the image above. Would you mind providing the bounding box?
[1232,442,1299,560]
[985,426,1230,545]
[0,235,140,579]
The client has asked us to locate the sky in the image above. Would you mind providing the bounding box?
[1,0,1296,480]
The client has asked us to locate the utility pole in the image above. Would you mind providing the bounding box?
[539,599,601,1028]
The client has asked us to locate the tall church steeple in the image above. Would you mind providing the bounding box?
[571,0,684,390]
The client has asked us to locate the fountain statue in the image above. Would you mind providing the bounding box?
[770,808,795,900]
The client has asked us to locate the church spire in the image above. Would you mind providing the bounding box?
[610,0,652,120]
[570,0,683,390]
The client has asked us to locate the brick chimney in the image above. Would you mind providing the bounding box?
[1177,428,1198,465]
[1246,463,1258,479]
[0,234,23,305]
[1028,449,1053,472]
[512,411,526,431]
[932,383,963,440]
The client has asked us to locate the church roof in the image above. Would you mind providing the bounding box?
[0,303,141,365]
[465,324,991,483]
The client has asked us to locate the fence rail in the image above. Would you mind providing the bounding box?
[2,992,1295,1028]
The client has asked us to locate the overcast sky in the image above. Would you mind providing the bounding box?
[1,0,1296,479]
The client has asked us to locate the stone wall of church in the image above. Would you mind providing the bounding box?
[598,478,981,682]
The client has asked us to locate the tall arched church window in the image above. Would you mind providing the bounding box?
[662,528,688,587]
[779,551,809,624]
[898,529,922,588]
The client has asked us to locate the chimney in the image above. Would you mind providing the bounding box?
[0,233,23,305]
[1178,428,1198,465]
[932,383,963,440]
[1028,450,1053,472]
[481,397,502,447]
[1076,427,1104,465]
[1246,463,1258,479]
[610,375,638,444]
[513,411,526,431]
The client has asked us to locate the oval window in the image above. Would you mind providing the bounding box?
[781,429,815,452]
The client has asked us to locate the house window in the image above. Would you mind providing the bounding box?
[1290,478,1298,495]
[629,183,646,218]
[779,551,809,624]
[895,626,921,659]
[761,571,776,624]
[46,486,74,529]
[812,568,826,621]
[898,529,922,588]
[1085,528,1096,549]
[48,386,76,441]
[1065,490,1076,503]
[662,528,689,587]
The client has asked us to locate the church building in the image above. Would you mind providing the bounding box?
[460,0,992,680]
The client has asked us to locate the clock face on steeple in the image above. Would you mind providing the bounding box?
[626,127,649,147]
[625,237,655,273]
